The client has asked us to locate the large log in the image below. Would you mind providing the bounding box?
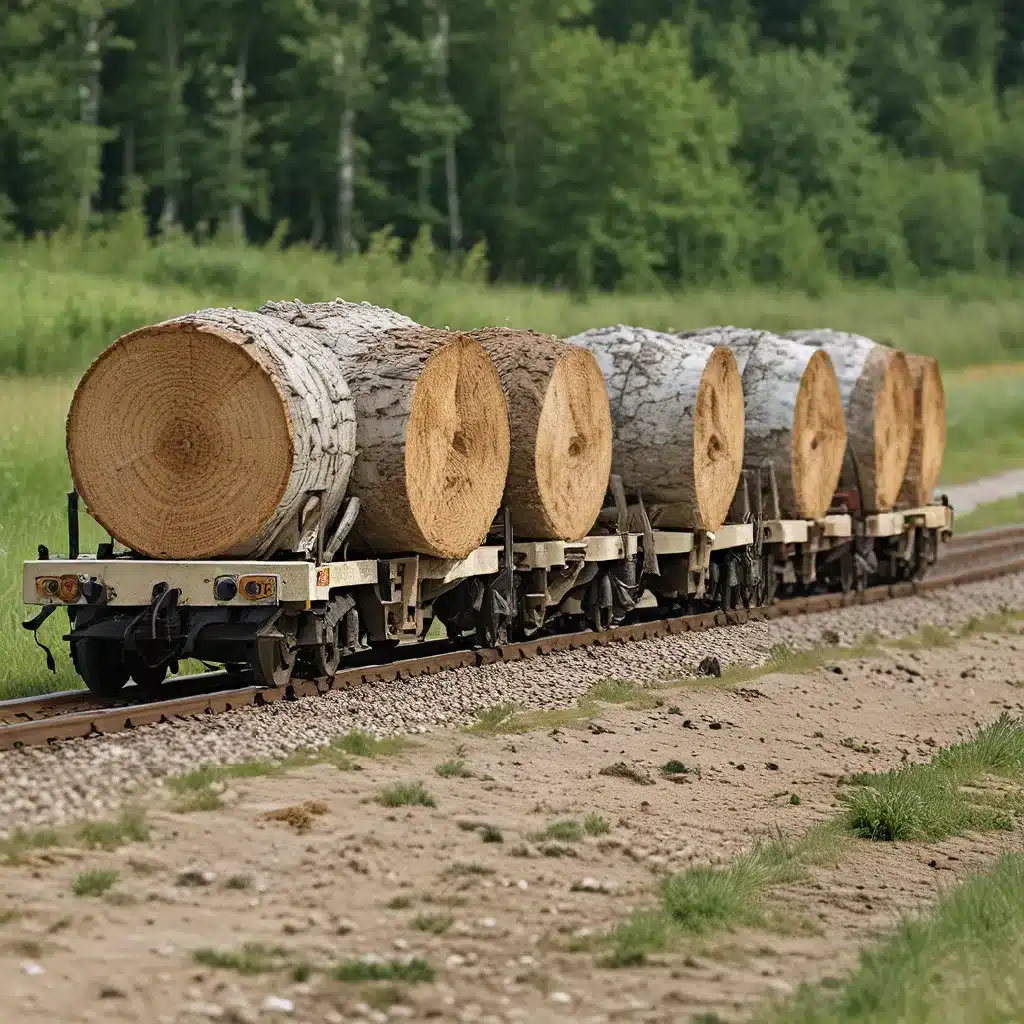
[567,325,744,532]
[470,328,613,540]
[66,308,357,560]
[785,329,914,512]
[674,327,847,520]
[260,299,510,559]
[897,354,946,506]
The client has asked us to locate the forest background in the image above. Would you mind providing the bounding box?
[2,0,1024,692]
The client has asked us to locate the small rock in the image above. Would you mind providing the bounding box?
[517,879,529,890]
[261,995,294,1014]
[766,762,779,771]
[177,869,217,887]
[446,954,467,968]
[21,962,44,976]
[335,918,356,935]
[709,722,723,731]
[571,877,614,894]
[99,985,127,999]
[185,1002,225,1019]
[550,992,572,1004]
[393,938,410,950]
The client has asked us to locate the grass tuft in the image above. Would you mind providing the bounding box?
[193,942,289,974]
[584,813,611,836]
[375,782,436,808]
[412,913,453,934]
[331,958,435,984]
[841,713,1024,842]
[533,819,583,843]
[599,762,655,785]
[435,758,473,778]
[333,730,410,758]
[72,869,118,897]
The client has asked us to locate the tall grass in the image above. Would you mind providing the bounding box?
[759,853,1024,1024]
[3,227,1024,375]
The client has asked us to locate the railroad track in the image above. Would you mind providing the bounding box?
[2,526,1022,751]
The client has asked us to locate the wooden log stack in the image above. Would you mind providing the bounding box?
[67,300,513,561]
[469,328,613,541]
[785,329,915,513]
[568,325,745,532]
[675,327,847,520]
[66,307,359,560]
[897,354,947,506]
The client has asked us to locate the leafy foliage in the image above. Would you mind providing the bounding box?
[1,0,1023,289]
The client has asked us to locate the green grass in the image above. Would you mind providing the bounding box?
[193,942,291,974]
[605,826,842,966]
[374,781,437,808]
[435,758,473,778]
[532,819,584,843]
[411,913,453,934]
[584,812,611,836]
[940,363,1024,486]
[72,868,118,897]
[603,714,1024,968]
[0,809,150,863]
[333,730,411,758]
[166,750,357,811]
[758,853,1024,1024]
[331,957,436,984]
[954,492,1024,532]
[840,712,1024,841]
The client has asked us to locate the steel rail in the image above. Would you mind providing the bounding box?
[1,537,1022,751]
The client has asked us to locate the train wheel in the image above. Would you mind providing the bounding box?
[250,635,296,688]
[73,639,130,699]
[311,622,343,678]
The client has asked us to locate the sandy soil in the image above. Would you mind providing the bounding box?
[1,625,1023,1024]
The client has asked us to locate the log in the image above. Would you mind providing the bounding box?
[567,325,744,532]
[260,299,510,559]
[66,308,357,560]
[470,328,613,540]
[897,354,946,506]
[674,327,847,520]
[784,329,914,512]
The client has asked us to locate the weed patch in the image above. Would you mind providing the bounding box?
[412,913,453,934]
[599,762,655,785]
[435,758,473,778]
[264,800,328,833]
[584,813,611,836]
[331,958,435,984]
[193,942,290,974]
[375,782,436,809]
[72,869,118,897]
[333,731,410,758]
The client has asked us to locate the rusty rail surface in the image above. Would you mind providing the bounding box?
[1,531,1022,751]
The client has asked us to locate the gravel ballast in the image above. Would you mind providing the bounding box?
[1,572,1022,837]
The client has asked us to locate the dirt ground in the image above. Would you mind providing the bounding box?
[1,626,1023,1024]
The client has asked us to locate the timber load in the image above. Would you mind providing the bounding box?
[470,328,613,541]
[67,300,512,561]
[568,325,745,532]
[674,327,847,521]
[897,354,946,506]
[66,307,358,561]
[785,329,914,513]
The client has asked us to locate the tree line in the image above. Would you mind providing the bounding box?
[2,0,1023,292]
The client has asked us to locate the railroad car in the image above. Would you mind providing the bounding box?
[21,470,953,697]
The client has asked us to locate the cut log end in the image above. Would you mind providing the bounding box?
[898,354,946,506]
[869,349,916,511]
[534,346,614,540]
[66,324,294,559]
[405,333,511,558]
[791,349,847,519]
[693,346,745,531]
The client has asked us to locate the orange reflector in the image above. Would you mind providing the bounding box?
[238,575,277,600]
[36,577,61,599]
[58,575,82,602]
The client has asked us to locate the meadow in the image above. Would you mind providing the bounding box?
[1,230,1023,697]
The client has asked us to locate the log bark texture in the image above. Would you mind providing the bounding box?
[66,307,357,560]
[568,325,744,532]
[470,328,612,540]
[260,299,510,559]
[675,327,847,519]
[897,354,946,506]
[785,329,914,512]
